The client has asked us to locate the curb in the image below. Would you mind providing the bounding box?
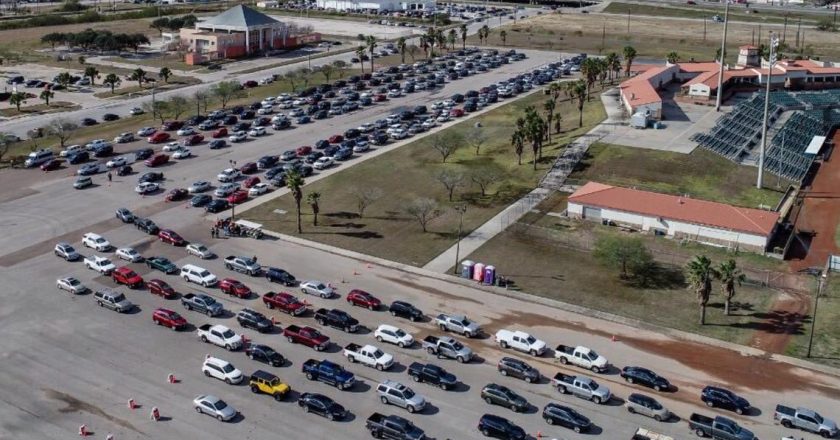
[261,228,840,378]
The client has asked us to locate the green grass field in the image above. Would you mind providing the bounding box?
[786,275,840,366]
[602,2,823,25]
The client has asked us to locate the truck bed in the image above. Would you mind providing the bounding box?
[774,404,795,416]
[366,412,386,426]
[197,323,212,331]
[422,335,439,344]
[285,324,302,333]
[688,413,713,427]
[552,372,574,383]
[554,344,574,354]
[344,342,362,352]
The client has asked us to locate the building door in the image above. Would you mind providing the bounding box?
[583,207,601,220]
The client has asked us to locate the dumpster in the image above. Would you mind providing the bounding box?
[473,263,485,282]
[461,260,475,279]
[483,265,495,285]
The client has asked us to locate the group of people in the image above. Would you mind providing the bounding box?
[211,218,238,239]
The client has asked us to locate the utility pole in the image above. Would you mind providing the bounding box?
[757,32,778,190]
[714,0,730,112]
[796,16,801,48]
[806,266,827,358]
[758,24,762,44]
[601,21,606,51]
[626,10,630,35]
[452,204,467,275]
[751,28,755,46]
[782,15,787,43]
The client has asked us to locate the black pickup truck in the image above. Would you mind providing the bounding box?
[365,412,426,440]
[314,308,359,333]
[407,362,457,390]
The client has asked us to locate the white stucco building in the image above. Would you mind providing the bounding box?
[315,0,434,11]
[567,182,780,252]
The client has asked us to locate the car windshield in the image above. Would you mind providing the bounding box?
[394,329,407,338]
[95,238,106,243]
[451,341,464,350]
[198,270,211,277]
[196,246,207,252]
[589,380,600,389]
[221,330,235,338]
[68,279,80,286]
[113,293,126,302]
[586,350,599,360]
[373,349,385,358]
[213,400,228,410]
[221,364,235,373]
[316,283,326,290]
[457,318,470,326]
[526,335,536,344]
[169,312,182,319]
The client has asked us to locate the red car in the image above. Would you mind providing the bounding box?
[227,189,248,204]
[346,289,382,310]
[328,134,344,144]
[148,279,176,298]
[158,229,187,246]
[162,120,183,131]
[212,127,228,138]
[166,188,188,201]
[243,176,260,188]
[242,80,258,88]
[145,153,169,167]
[184,134,205,146]
[374,94,387,102]
[152,308,187,330]
[148,132,171,143]
[219,278,252,298]
[40,159,61,171]
[112,266,144,288]
[449,108,465,117]
[240,162,257,174]
[262,291,308,316]
[296,145,312,156]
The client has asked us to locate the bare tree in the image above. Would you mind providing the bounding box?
[405,197,443,232]
[436,169,464,202]
[469,124,487,155]
[471,169,501,196]
[167,95,190,121]
[45,119,78,148]
[210,80,244,109]
[193,90,210,115]
[143,100,170,124]
[350,186,383,218]
[431,131,463,163]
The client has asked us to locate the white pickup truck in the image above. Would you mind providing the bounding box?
[343,343,394,371]
[495,329,547,356]
[84,255,116,275]
[197,324,243,351]
[555,344,609,373]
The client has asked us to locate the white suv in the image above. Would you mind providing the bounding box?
[202,357,244,385]
[181,264,218,287]
[82,232,111,251]
[374,324,414,348]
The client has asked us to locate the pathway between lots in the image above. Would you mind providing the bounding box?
[422,89,622,273]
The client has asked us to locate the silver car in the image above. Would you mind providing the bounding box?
[376,380,426,413]
[193,395,237,422]
[626,393,670,422]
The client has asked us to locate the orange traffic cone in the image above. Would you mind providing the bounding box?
[79,425,88,437]
[536,431,542,439]
[167,373,177,384]
[150,407,160,421]
[611,335,617,342]
[127,399,136,410]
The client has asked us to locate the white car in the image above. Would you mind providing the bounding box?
[358,122,375,132]
[202,357,243,384]
[387,89,402,98]
[176,127,196,136]
[271,114,288,123]
[292,98,306,106]
[217,168,241,183]
[261,98,275,106]
[186,243,214,259]
[114,132,135,143]
[436,114,451,123]
[278,100,294,109]
[129,107,144,116]
[163,142,182,152]
[172,147,192,159]
[257,106,273,115]
[228,131,247,143]
[390,129,408,139]
[248,127,266,137]
[60,144,85,157]
[248,182,269,196]
[189,180,211,193]
[353,142,369,153]
[84,255,116,274]
[214,183,238,197]
[85,139,110,150]
[422,119,437,129]
[193,395,237,422]
[313,156,334,170]
[57,276,88,294]
[106,157,127,168]
[116,247,142,262]
[82,232,111,251]
[300,280,335,298]
[137,127,155,136]
[135,182,159,194]
[374,324,414,348]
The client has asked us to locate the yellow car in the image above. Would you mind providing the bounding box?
[250,370,290,401]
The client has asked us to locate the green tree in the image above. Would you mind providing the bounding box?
[605,52,621,82]
[397,37,407,64]
[355,45,366,75]
[715,259,746,316]
[41,32,66,51]
[521,106,547,169]
[39,89,54,106]
[286,169,305,234]
[103,73,121,93]
[8,92,27,112]
[593,234,654,280]
[332,59,348,78]
[447,29,457,51]
[0,132,18,163]
[365,35,377,73]
[543,98,556,143]
[77,55,85,65]
[460,23,468,50]
[511,128,525,165]
[623,45,637,77]
[318,63,335,82]
[167,95,190,120]
[158,67,172,83]
[580,57,600,101]
[666,51,680,64]
[150,17,170,37]
[568,79,587,128]
[500,30,507,46]
[686,255,717,325]
[129,67,146,88]
[307,192,321,226]
[209,80,244,109]
[83,66,99,85]
[57,72,73,89]
[817,18,837,32]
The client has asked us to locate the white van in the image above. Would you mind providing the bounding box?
[24,149,54,168]
[181,264,218,287]
[60,144,84,157]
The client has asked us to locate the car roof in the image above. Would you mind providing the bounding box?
[251,369,278,381]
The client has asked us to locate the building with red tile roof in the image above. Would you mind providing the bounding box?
[567,181,780,251]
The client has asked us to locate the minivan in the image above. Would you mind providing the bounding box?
[24,149,54,168]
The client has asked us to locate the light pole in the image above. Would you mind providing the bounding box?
[757,32,779,190]
[806,268,826,358]
[452,203,467,275]
[714,0,730,112]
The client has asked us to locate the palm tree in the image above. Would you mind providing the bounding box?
[447,29,457,51]
[605,52,621,82]
[716,259,745,316]
[500,30,507,46]
[8,91,27,112]
[365,35,377,73]
[39,89,54,106]
[481,25,490,44]
[129,68,146,88]
[623,45,637,77]
[307,192,321,226]
[83,66,99,85]
[521,106,546,170]
[666,51,680,65]
[419,35,430,60]
[542,98,556,143]
[686,255,717,325]
[103,73,121,93]
[56,72,73,89]
[435,30,446,54]
[569,79,587,128]
[460,23,467,50]
[355,46,366,74]
[286,169,305,234]
[159,67,172,83]
[396,37,407,64]
[580,58,600,101]
[511,129,524,165]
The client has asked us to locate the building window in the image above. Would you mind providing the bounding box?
[211,41,215,45]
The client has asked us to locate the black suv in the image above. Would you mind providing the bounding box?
[297,393,347,421]
[138,172,164,183]
[620,366,671,391]
[314,308,359,333]
[265,267,296,286]
[497,357,540,383]
[480,384,528,412]
[700,386,750,415]
[134,218,160,235]
[245,344,285,367]
[389,301,423,321]
[542,403,591,433]
[478,414,526,440]
[236,308,273,333]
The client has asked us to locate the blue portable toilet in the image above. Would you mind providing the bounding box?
[461,260,475,279]
[483,265,496,285]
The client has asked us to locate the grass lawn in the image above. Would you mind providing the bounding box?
[0,18,157,53]
[786,274,840,366]
[101,55,204,72]
[0,101,80,117]
[93,76,202,99]
[602,2,823,25]
[569,142,788,209]
[242,87,608,266]
[466,227,779,346]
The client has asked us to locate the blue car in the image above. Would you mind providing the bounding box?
[191,194,212,207]
[67,151,89,164]
[295,115,311,124]
[332,148,352,161]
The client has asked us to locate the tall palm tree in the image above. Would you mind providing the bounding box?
[605,52,621,82]
[460,23,467,50]
[522,106,546,170]
[158,66,172,83]
[447,29,457,51]
[686,255,717,325]
[435,30,446,55]
[84,66,99,85]
[129,68,146,88]
[365,35,377,73]
[286,169,305,234]
[480,25,490,45]
[103,73,121,93]
[580,58,600,101]
[511,129,525,165]
[500,30,507,46]
[307,192,321,226]
[419,35,430,60]
[39,89,54,106]
[569,79,587,128]
[396,37,407,64]
[716,259,746,316]
[355,46,366,74]
[542,98,556,143]
[623,45,637,77]
[8,91,27,112]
